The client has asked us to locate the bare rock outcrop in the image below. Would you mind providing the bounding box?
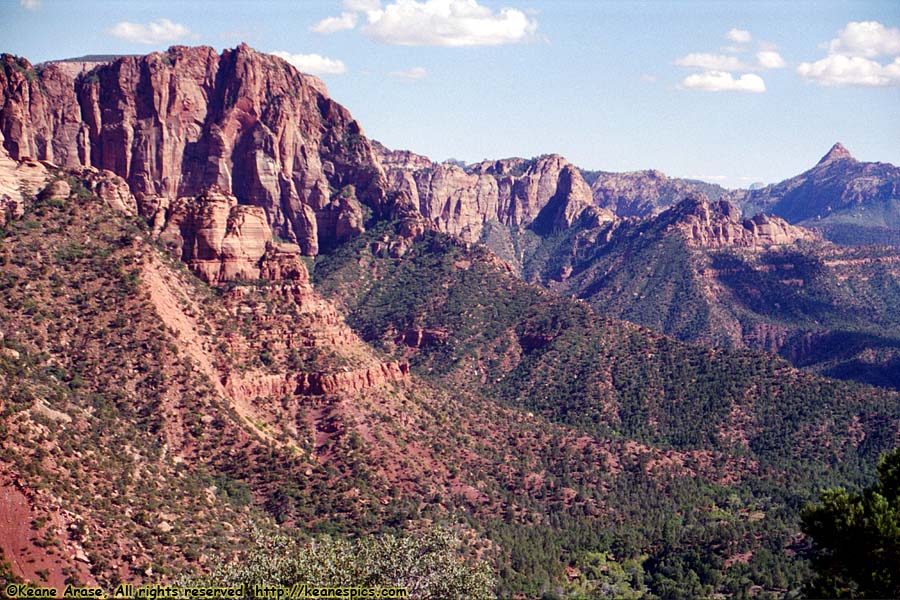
[585,168,727,218]
[371,140,433,171]
[260,242,309,282]
[158,189,273,283]
[397,328,449,348]
[0,150,47,226]
[671,196,818,248]
[69,167,138,215]
[297,362,409,396]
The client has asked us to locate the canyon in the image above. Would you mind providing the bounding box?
[2,43,900,598]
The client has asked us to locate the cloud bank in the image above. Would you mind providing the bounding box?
[681,71,766,93]
[388,66,428,79]
[311,12,359,34]
[675,28,783,93]
[675,53,749,71]
[726,28,752,44]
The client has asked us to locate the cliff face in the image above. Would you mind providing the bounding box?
[381,151,614,242]
[0,45,388,257]
[2,46,618,273]
[0,56,86,168]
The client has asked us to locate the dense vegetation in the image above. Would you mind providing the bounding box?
[491,198,900,391]
[314,221,900,598]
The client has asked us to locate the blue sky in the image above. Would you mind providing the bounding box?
[2,0,899,188]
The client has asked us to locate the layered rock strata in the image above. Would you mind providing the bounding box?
[1,46,388,257]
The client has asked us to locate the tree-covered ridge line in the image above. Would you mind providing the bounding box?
[313,221,900,597]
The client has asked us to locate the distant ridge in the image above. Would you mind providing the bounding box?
[46,54,137,63]
[729,142,900,245]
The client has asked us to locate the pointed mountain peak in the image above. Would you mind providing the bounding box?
[817,143,854,166]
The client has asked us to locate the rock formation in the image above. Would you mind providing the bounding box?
[156,189,274,284]
[4,46,624,276]
[671,196,818,248]
[371,140,433,171]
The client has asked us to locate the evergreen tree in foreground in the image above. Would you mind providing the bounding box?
[802,448,900,598]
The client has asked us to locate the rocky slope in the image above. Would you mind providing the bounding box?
[13,165,891,597]
[731,143,900,245]
[4,43,900,597]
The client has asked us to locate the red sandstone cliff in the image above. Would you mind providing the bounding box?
[378,149,615,242]
[0,45,388,258]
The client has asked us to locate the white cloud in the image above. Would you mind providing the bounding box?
[681,70,766,93]
[798,21,900,87]
[726,28,752,44]
[362,0,538,47]
[20,0,40,10]
[344,0,381,10]
[311,11,359,34]
[271,51,348,76]
[797,54,900,87]
[388,66,428,79]
[756,50,786,69]
[675,53,749,71]
[676,50,786,71]
[827,21,900,58]
[107,18,193,45]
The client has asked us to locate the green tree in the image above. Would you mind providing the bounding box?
[565,551,647,599]
[187,526,495,600]
[802,448,900,598]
